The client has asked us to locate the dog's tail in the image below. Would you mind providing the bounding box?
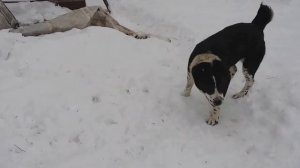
[251,3,273,30]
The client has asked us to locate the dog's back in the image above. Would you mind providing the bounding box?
[188,4,273,69]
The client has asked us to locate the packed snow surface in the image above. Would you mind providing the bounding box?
[0,0,299,168]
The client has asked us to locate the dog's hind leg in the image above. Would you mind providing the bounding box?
[232,67,254,99]
[232,50,264,99]
[181,72,194,97]
[113,24,149,39]
[106,18,148,39]
[90,8,149,39]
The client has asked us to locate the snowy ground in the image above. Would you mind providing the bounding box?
[1,0,300,168]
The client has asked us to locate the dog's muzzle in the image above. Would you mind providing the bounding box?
[213,97,223,106]
[205,91,224,106]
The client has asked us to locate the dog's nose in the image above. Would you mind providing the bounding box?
[213,99,222,106]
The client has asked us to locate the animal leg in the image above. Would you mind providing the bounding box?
[232,49,265,99]
[91,9,148,39]
[181,72,194,97]
[207,106,220,126]
[232,67,254,99]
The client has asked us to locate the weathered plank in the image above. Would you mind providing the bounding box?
[0,0,18,29]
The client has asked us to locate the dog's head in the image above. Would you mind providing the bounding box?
[190,54,231,106]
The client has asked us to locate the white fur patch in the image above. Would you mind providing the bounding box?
[189,53,221,72]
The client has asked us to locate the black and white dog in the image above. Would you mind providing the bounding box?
[182,4,273,125]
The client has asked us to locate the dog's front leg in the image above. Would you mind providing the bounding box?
[181,72,194,97]
[207,106,220,126]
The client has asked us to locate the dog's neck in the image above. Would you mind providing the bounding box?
[189,53,221,72]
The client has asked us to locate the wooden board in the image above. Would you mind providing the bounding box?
[0,0,19,29]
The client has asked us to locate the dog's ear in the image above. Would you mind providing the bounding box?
[213,60,231,96]
[192,63,215,95]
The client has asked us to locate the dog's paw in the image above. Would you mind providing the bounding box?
[232,91,248,99]
[181,90,191,97]
[206,116,219,126]
[232,93,242,99]
[134,33,149,39]
[206,111,220,126]
[181,92,191,97]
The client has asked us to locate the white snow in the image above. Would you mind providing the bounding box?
[1,0,300,168]
[5,1,70,25]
